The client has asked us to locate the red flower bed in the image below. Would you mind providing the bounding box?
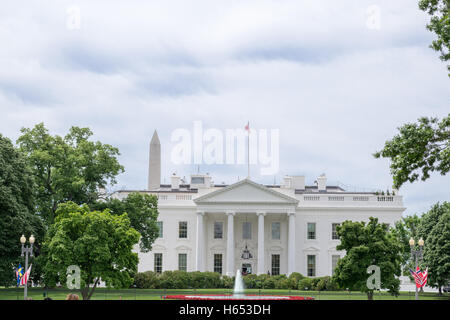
[165,294,315,300]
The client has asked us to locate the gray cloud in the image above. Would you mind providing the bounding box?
[0,0,448,217]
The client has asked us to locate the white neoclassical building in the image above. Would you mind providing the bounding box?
[112,131,405,277]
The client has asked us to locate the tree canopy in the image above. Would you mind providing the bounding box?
[419,0,450,75]
[418,202,450,293]
[423,211,450,294]
[391,214,422,276]
[332,217,403,300]
[90,192,160,252]
[17,123,124,225]
[374,115,450,189]
[0,134,44,286]
[42,202,140,300]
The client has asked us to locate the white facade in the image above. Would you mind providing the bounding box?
[112,176,405,277]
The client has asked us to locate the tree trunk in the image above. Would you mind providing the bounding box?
[87,278,100,300]
[438,286,442,296]
[367,291,374,300]
[80,286,89,300]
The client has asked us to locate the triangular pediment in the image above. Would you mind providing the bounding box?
[194,179,298,204]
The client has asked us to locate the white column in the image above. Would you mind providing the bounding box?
[287,211,296,275]
[226,211,235,276]
[257,212,266,275]
[195,211,205,271]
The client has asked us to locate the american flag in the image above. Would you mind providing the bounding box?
[409,266,428,288]
[20,264,32,286]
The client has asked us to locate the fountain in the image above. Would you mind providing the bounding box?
[233,269,245,298]
[165,270,314,300]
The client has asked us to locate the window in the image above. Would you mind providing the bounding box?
[271,254,280,275]
[243,222,252,239]
[307,223,316,240]
[191,177,205,184]
[307,255,316,277]
[214,222,223,239]
[179,221,187,238]
[214,254,223,274]
[332,255,340,275]
[154,253,163,273]
[178,253,187,271]
[156,221,163,238]
[332,223,340,240]
[271,222,281,240]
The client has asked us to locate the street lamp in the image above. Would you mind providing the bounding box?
[409,237,424,300]
[20,234,34,300]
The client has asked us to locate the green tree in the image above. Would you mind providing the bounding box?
[417,202,449,239]
[419,0,450,75]
[332,217,403,300]
[90,192,159,252]
[42,202,140,300]
[423,211,450,295]
[0,134,44,286]
[374,115,450,189]
[417,202,450,294]
[391,214,422,276]
[17,123,124,225]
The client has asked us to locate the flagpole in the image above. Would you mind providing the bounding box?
[247,121,250,179]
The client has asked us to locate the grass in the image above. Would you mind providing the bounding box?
[0,287,449,300]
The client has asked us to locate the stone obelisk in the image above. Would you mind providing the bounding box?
[148,130,161,190]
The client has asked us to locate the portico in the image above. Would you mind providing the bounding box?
[194,179,299,276]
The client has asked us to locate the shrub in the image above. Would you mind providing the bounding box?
[298,278,314,290]
[133,271,160,289]
[311,277,322,290]
[263,277,276,289]
[221,276,234,289]
[243,274,258,289]
[289,272,304,283]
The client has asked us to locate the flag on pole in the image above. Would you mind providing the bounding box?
[420,267,428,288]
[20,264,32,286]
[245,121,250,178]
[409,266,428,288]
[16,264,24,286]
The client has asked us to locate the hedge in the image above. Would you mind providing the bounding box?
[133,271,341,291]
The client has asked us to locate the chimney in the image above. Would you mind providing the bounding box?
[171,174,180,190]
[148,130,161,190]
[317,174,327,191]
[282,176,292,189]
[291,176,305,190]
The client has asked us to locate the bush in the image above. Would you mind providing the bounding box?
[243,274,258,289]
[311,277,322,290]
[298,278,314,290]
[263,277,276,289]
[221,275,234,289]
[133,271,160,289]
[289,272,304,284]
[133,271,340,291]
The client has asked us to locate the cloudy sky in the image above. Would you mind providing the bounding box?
[1,0,448,216]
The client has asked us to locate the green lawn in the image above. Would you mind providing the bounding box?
[1,288,449,300]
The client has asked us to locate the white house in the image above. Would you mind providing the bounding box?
[111,131,405,277]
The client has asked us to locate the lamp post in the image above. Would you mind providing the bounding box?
[409,237,424,301]
[20,234,34,300]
